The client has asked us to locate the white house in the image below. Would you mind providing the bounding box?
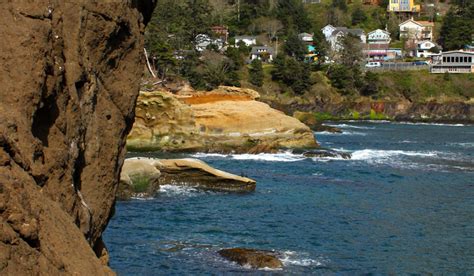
[416,40,439,58]
[430,51,474,74]
[399,19,434,42]
[367,29,391,44]
[322,25,366,52]
[235,35,257,47]
[195,34,224,52]
[250,46,275,62]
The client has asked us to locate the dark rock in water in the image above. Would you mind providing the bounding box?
[218,248,283,269]
[293,148,351,159]
[313,124,343,133]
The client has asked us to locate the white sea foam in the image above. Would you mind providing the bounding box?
[395,122,467,127]
[351,149,438,161]
[315,130,367,136]
[280,251,325,267]
[159,185,198,196]
[192,152,306,162]
[328,124,375,129]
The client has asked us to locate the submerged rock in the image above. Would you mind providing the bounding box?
[118,158,256,199]
[292,148,352,159]
[127,88,318,153]
[218,248,283,269]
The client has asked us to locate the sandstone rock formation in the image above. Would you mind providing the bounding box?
[118,158,256,199]
[218,248,283,269]
[127,87,319,153]
[0,1,155,274]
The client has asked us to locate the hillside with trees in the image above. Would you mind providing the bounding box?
[143,0,473,106]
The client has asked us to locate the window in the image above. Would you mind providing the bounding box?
[443,57,446,63]
[469,57,472,63]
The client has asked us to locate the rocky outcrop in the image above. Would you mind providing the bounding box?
[0,1,155,274]
[218,248,283,269]
[127,87,318,153]
[118,158,256,199]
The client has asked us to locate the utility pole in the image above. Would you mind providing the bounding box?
[237,0,240,22]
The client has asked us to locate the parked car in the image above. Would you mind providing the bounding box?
[413,61,429,66]
[365,62,381,68]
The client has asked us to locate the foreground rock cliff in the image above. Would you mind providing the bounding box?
[127,86,318,153]
[0,1,155,274]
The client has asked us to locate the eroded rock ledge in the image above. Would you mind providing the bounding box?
[0,1,155,274]
[118,158,256,200]
[127,86,319,153]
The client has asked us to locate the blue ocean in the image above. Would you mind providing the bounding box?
[104,122,474,275]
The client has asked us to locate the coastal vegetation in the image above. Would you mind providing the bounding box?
[143,0,473,114]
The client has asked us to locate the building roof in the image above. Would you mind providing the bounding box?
[332,28,364,37]
[399,19,434,27]
[368,29,390,36]
[436,50,474,56]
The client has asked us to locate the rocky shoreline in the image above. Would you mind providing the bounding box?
[270,100,474,124]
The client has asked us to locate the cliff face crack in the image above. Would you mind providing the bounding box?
[0,135,30,172]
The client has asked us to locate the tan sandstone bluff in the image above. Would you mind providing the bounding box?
[127,86,319,153]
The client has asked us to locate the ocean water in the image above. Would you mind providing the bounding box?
[104,122,474,275]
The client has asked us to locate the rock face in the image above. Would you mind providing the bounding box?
[127,87,318,153]
[293,111,342,133]
[118,158,256,199]
[218,248,283,269]
[0,1,155,274]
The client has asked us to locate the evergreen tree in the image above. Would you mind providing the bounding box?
[271,55,311,94]
[249,59,264,87]
[439,1,474,50]
[276,0,311,33]
[351,6,367,26]
[284,32,307,61]
[331,0,347,12]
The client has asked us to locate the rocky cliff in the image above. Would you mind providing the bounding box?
[127,87,318,153]
[0,1,155,274]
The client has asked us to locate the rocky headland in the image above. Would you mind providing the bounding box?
[0,1,156,274]
[127,86,319,153]
[118,158,256,200]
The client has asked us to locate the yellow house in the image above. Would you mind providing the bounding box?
[388,0,420,13]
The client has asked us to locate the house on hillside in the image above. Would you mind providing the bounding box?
[195,34,225,52]
[211,26,229,44]
[322,25,366,52]
[235,36,257,47]
[363,43,390,61]
[250,46,275,62]
[367,29,391,44]
[416,40,440,58]
[302,0,321,3]
[430,51,474,74]
[399,19,434,42]
[388,0,420,13]
[298,33,314,43]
